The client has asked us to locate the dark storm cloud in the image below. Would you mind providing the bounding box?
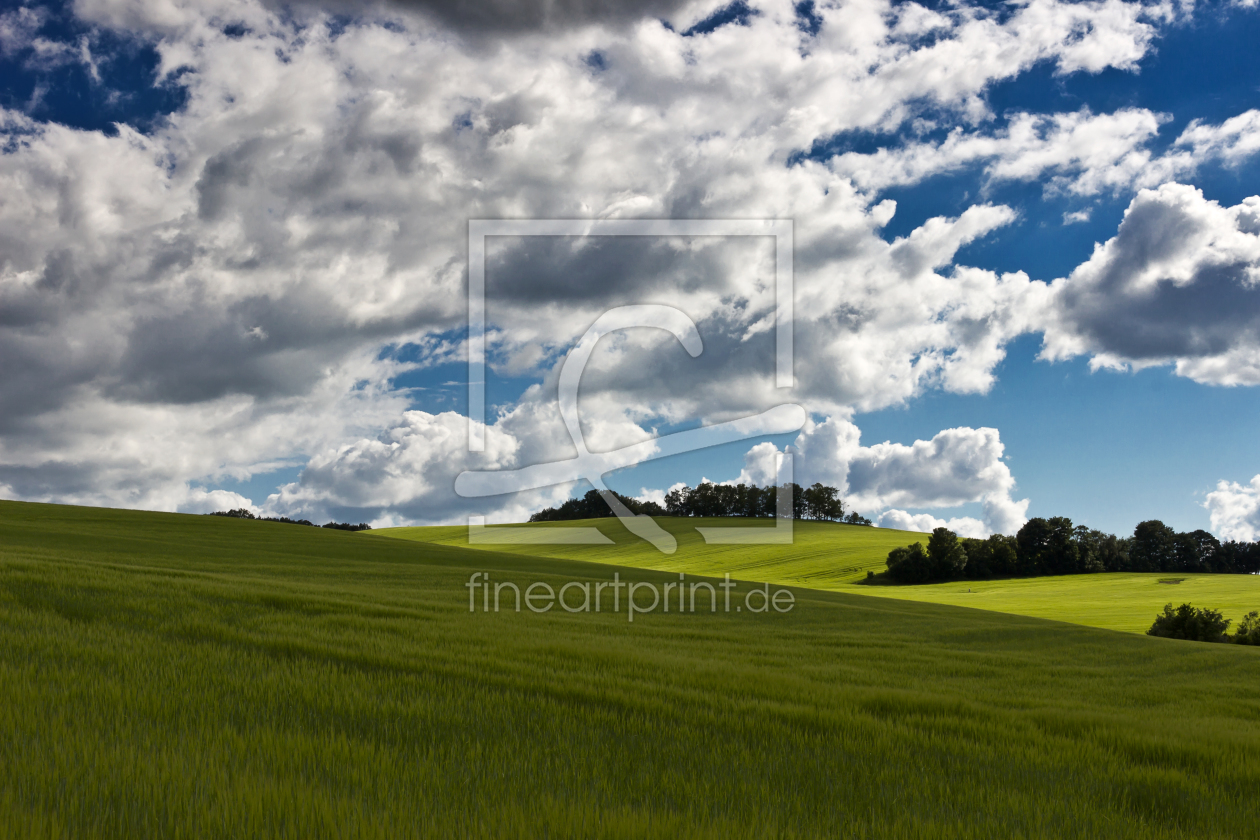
[278,0,693,34]
[1062,262,1260,360]
[483,235,766,304]
[1048,184,1260,374]
[602,313,772,382]
[108,287,455,405]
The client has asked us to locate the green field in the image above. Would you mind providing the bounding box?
[845,573,1260,633]
[374,518,1260,633]
[4,500,1260,838]
[378,517,913,588]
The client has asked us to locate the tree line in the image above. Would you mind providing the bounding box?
[884,518,1260,584]
[529,483,873,524]
[209,509,371,531]
[529,490,665,522]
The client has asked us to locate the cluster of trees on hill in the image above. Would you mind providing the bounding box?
[885,517,1260,584]
[1148,604,1260,645]
[209,509,371,531]
[529,490,665,522]
[529,483,873,524]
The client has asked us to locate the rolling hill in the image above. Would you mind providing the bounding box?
[375,517,911,587]
[372,517,1260,634]
[3,500,1260,838]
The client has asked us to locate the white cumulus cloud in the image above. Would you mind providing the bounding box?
[826,106,1260,200]
[876,509,990,539]
[1205,475,1260,542]
[730,416,1029,536]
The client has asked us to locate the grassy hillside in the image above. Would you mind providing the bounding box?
[374,518,1260,633]
[375,517,912,587]
[845,572,1260,633]
[4,500,1260,838]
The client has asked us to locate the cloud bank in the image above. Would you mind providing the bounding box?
[0,0,1256,532]
[729,417,1028,536]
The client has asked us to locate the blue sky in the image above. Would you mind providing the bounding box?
[2,0,1260,540]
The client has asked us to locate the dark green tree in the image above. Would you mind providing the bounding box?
[1072,526,1118,573]
[1130,520,1178,572]
[962,534,1017,578]
[1147,603,1231,642]
[1016,517,1079,576]
[784,483,806,520]
[1207,541,1260,574]
[886,543,931,584]
[1233,611,1260,646]
[1014,518,1049,576]
[1172,530,1219,573]
[530,489,664,522]
[989,535,1018,576]
[926,527,967,580]
[802,483,844,521]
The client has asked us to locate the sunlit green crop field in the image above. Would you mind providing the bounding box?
[375,516,912,588]
[375,518,1260,634]
[844,572,1260,633]
[5,500,1260,838]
